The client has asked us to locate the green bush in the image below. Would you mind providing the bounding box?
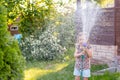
[19,0,55,37]
[20,27,65,61]
[0,5,25,80]
[56,14,75,48]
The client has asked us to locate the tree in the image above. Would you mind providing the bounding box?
[0,4,25,80]
[93,0,114,7]
[19,0,55,37]
[0,0,55,37]
[1,0,22,25]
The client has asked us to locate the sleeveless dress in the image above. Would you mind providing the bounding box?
[74,44,91,70]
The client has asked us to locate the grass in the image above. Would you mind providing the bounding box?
[91,64,108,72]
[24,60,74,80]
[24,48,120,80]
[90,72,120,80]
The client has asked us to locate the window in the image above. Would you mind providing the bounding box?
[10,26,18,31]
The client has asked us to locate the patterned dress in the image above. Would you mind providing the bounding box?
[74,44,91,70]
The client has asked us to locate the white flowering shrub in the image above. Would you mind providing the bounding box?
[20,27,64,61]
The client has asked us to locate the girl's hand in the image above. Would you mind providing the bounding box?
[82,47,87,52]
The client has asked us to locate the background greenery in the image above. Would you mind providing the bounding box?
[0,4,25,80]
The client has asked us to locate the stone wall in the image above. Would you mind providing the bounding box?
[92,45,116,63]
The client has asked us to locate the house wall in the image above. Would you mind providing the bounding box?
[91,0,120,63]
[89,8,115,62]
[115,0,120,55]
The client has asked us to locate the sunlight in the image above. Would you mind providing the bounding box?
[93,0,114,8]
[54,63,68,71]
[101,0,114,8]
[24,63,68,80]
[24,68,52,80]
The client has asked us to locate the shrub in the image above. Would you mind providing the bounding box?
[56,14,75,48]
[0,5,25,80]
[20,27,64,61]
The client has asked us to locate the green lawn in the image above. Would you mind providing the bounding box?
[24,48,120,80]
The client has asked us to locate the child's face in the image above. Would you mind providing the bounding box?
[78,36,84,44]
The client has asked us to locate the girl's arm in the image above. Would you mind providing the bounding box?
[74,48,84,58]
[84,48,92,58]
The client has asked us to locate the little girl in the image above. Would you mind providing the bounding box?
[73,33,92,80]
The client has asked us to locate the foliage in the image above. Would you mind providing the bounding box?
[91,64,108,72]
[1,0,55,37]
[90,72,120,80]
[19,0,55,37]
[18,0,74,60]
[20,27,65,61]
[1,0,22,25]
[0,5,25,80]
[55,14,75,48]
[19,0,75,61]
[93,0,114,8]
[48,0,76,49]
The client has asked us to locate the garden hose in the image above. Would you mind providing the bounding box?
[81,55,85,80]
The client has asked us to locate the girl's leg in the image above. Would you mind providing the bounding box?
[75,76,80,80]
[83,77,88,80]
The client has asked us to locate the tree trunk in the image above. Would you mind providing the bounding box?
[77,0,81,10]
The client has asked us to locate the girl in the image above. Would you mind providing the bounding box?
[73,33,92,80]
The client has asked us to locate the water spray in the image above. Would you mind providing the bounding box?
[78,0,99,80]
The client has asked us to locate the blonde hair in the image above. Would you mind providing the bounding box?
[76,32,88,43]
